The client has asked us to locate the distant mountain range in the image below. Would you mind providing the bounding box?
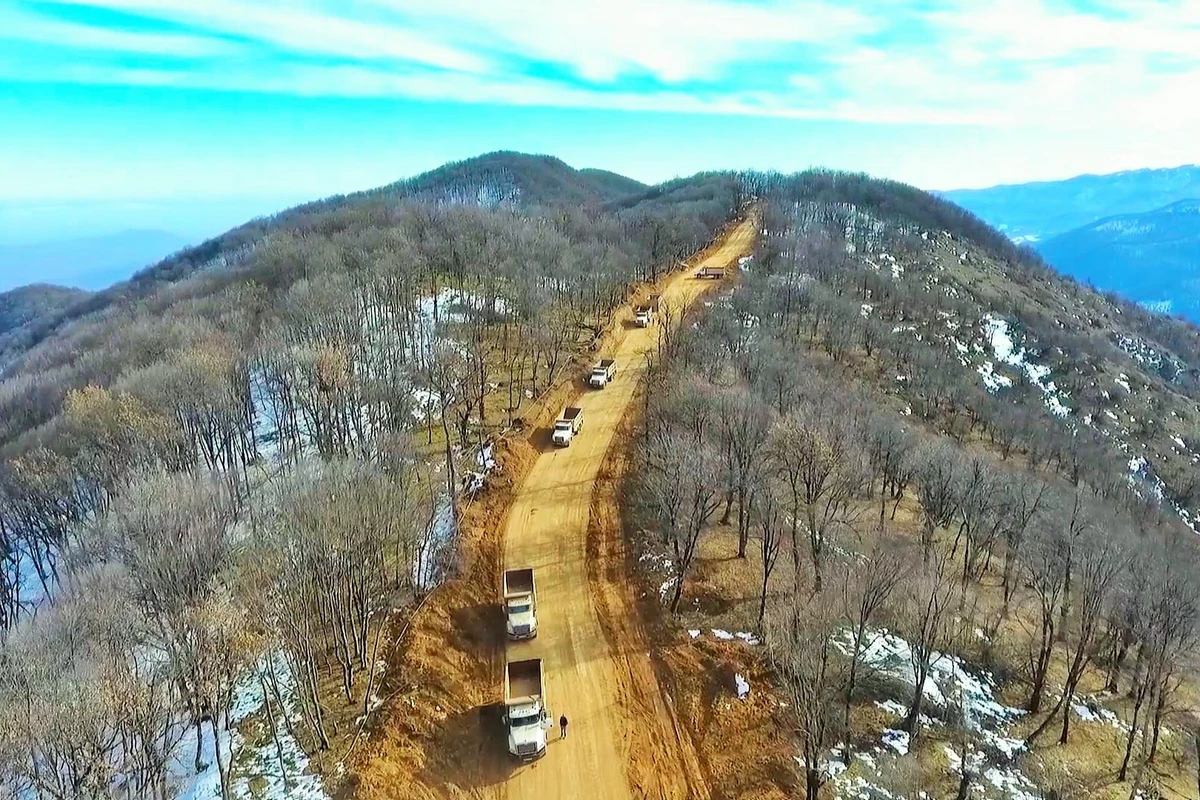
[944,165,1200,323]
[1038,199,1200,320]
[942,165,1200,243]
[0,229,192,292]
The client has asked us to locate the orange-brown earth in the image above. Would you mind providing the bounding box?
[348,215,758,800]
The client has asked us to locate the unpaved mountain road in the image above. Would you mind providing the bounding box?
[498,216,758,800]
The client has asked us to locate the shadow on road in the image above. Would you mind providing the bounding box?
[419,702,518,790]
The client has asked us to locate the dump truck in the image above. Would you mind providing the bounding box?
[635,305,655,327]
[552,407,583,446]
[503,568,537,640]
[696,265,725,280]
[504,659,552,761]
[589,359,617,388]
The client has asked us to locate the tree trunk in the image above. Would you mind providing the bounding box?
[805,767,821,800]
[904,667,926,738]
[194,718,205,773]
[955,769,974,800]
[209,716,231,800]
[669,577,685,613]
[259,672,291,790]
[1148,686,1166,762]
[1107,633,1130,693]
[1119,682,1148,782]
[757,569,770,629]
[736,487,749,558]
[844,625,865,728]
[1059,695,1073,745]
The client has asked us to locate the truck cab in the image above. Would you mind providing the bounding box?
[552,407,583,446]
[503,568,538,640]
[635,306,653,327]
[506,596,537,639]
[506,700,551,761]
[589,359,616,388]
[504,659,552,761]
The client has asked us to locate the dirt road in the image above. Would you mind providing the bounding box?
[499,216,758,800]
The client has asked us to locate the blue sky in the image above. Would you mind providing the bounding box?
[2,0,1199,248]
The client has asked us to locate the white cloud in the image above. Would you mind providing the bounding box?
[372,0,876,83]
[10,0,1200,135]
[51,0,489,71]
[0,6,235,57]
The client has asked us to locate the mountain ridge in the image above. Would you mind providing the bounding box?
[0,151,652,370]
[1040,197,1200,321]
[941,163,1200,241]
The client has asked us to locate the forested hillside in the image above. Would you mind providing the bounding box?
[0,284,89,337]
[4,154,1200,800]
[0,155,740,798]
[629,170,1200,800]
[0,152,649,373]
[0,285,91,372]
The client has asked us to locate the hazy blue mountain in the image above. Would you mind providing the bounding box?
[1039,200,1200,321]
[942,165,1200,242]
[0,229,192,292]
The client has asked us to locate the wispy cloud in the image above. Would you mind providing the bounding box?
[0,6,235,57]
[8,0,1200,130]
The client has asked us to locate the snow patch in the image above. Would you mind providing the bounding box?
[881,729,909,755]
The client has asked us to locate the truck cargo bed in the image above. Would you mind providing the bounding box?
[506,659,543,702]
[504,568,534,596]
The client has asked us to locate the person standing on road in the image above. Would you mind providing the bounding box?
[559,715,568,740]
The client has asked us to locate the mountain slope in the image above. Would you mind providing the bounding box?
[942,164,1200,242]
[0,152,652,371]
[626,170,1200,800]
[1040,199,1200,320]
[0,284,89,334]
[321,151,647,210]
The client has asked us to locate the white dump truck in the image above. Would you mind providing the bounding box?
[589,359,617,388]
[635,305,655,327]
[504,659,552,761]
[503,568,537,640]
[552,407,583,446]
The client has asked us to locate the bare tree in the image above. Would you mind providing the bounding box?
[1027,514,1128,745]
[912,441,961,566]
[749,471,788,627]
[639,426,724,612]
[713,385,773,558]
[898,548,959,739]
[865,414,915,522]
[840,532,909,727]
[767,407,867,592]
[767,589,849,800]
[1020,520,1067,713]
